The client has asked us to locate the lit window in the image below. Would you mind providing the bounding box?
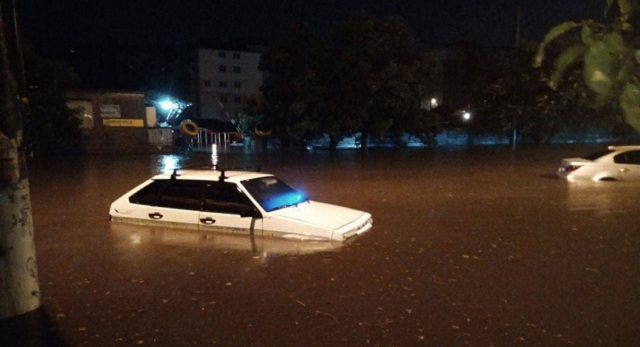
[219,65,227,72]
[233,66,241,73]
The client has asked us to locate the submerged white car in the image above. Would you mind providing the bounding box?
[557,145,640,181]
[109,167,372,241]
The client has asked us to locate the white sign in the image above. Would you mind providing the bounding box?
[100,104,121,118]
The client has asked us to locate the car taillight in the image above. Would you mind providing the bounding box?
[565,165,583,172]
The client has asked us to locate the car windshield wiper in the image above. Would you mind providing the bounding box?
[269,198,309,212]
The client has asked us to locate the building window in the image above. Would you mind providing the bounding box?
[204,80,211,87]
[219,81,227,88]
[233,66,241,73]
[233,81,241,88]
[218,51,226,58]
[233,52,240,59]
[234,96,242,104]
[219,65,227,72]
[220,96,228,103]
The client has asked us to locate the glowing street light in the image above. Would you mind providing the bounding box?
[160,100,177,111]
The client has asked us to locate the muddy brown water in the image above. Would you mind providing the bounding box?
[13,145,640,346]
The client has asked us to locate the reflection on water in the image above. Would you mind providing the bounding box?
[158,154,181,174]
[211,144,218,167]
[565,181,640,214]
[109,223,344,260]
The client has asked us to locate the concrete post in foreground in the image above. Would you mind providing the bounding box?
[0,0,41,319]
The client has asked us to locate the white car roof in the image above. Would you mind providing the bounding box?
[151,169,273,183]
[608,145,640,151]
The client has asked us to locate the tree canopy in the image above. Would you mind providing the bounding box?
[23,42,83,154]
[534,0,640,132]
[257,12,441,149]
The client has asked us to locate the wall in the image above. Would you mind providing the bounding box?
[67,90,173,154]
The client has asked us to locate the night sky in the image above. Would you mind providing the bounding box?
[20,0,606,49]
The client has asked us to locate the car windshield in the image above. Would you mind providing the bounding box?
[582,149,614,161]
[241,177,308,212]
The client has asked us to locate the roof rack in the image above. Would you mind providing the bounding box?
[169,165,261,182]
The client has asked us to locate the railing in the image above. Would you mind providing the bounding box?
[192,128,242,148]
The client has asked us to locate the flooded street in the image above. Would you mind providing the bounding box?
[17,145,640,346]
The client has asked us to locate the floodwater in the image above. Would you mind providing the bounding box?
[6,144,640,346]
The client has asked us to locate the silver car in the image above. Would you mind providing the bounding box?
[557,145,640,181]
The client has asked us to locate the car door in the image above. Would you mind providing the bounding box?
[146,180,203,229]
[199,182,262,235]
[614,151,640,181]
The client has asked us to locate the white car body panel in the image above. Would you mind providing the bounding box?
[618,163,640,181]
[198,211,263,236]
[264,201,372,241]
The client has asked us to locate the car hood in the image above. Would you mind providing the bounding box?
[268,201,366,230]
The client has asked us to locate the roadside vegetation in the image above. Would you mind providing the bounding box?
[248,6,639,150]
[254,12,441,150]
[23,42,83,154]
[534,0,640,133]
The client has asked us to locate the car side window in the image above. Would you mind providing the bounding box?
[156,181,204,211]
[203,182,254,215]
[614,153,628,164]
[129,180,166,205]
[624,151,640,165]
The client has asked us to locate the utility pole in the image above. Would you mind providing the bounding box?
[0,0,41,319]
[512,5,521,153]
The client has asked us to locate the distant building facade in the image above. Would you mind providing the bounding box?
[67,90,173,153]
[193,47,263,122]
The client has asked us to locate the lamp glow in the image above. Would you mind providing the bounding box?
[160,100,177,110]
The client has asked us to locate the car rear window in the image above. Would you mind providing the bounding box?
[582,149,614,161]
[129,180,166,205]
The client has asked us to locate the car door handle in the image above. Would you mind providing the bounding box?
[620,168,630,173]
[200,217,216,224]
[148,212,163,219]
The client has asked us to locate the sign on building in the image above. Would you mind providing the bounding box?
[103,119,144,127]
[99,104,122,118]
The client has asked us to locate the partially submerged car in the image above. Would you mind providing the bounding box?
[109,167,372,241]
[557,145,640,181]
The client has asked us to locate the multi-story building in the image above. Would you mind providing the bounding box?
[193,46,263,123]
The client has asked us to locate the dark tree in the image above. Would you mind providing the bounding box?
[22,42,82,154]
[258,24,323,148]
[258,12,441,150]
[325,12,439,149]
